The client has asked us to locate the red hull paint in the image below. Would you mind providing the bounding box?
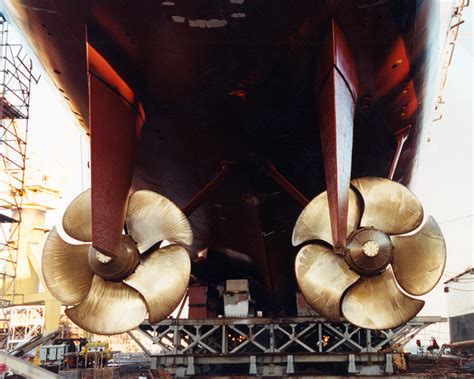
[316,20,358,251]
[88,45,144,257]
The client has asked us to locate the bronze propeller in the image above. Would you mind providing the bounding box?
[43,189,193,335]
[293,177,446,330]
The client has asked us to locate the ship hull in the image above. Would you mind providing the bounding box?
[4,0,442,315]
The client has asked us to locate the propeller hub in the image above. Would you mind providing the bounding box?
[345,227,393,276]
[362,241,379,257]
[89,235,140,281]
[96,251,113,264]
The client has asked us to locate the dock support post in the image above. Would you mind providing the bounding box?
[286,355,295,374]
[186,356,195,375]
[385,353,394,374]
[348,354,357,373]
[249,355,257,374]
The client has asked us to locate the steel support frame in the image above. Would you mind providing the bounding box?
[6,305,44,350]
[139,316,443,373]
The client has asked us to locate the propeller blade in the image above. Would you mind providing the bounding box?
[62,189,92,242]
[65,275,147,335]
[392,216,446,296]
[126,190,193,252]
[295,244,360,321]
[292,189,361,247]
[42,227,93,305]
[351,177,423,235]
[342,268,424,329]
[124,245,190,323]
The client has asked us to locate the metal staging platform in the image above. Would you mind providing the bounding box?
[135,316,445,377]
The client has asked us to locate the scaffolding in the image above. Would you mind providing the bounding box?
[0,13,38,349]
[433,0,470,122]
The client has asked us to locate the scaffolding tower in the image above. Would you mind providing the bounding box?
[0,13,38,349]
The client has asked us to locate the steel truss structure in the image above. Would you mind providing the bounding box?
[0,13,38,349]
[136,316,444,376]
[6,305,44,350]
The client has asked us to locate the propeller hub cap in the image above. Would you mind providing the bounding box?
[89,235,140,281]
[346,227,393,276]
[96,251,113,264]
[362,241,379,257]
